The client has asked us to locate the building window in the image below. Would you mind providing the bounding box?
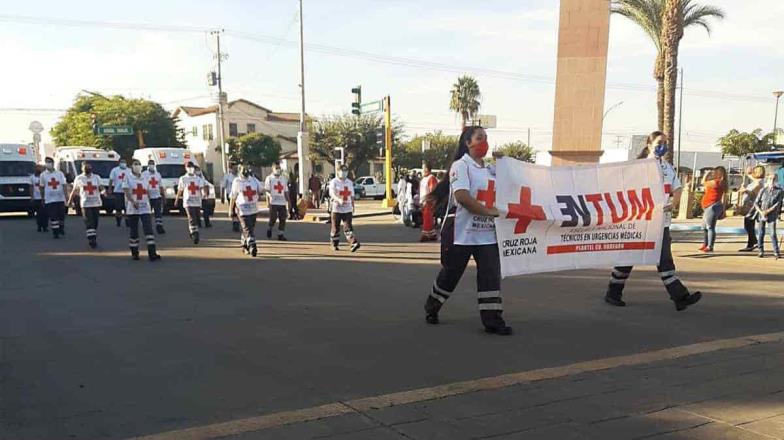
[229,123,238,137]
[247,123,256,133]
[202,124,214,141]
[191,126,198,137]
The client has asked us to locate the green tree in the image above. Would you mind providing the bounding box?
[717,129,776,157]
[449,75,481,129]
[612,0,724,138]
[396,131,460,172]
[50,93,185,160]
[495,141,536,163]
[308,114,402,178]
[227,132,282,168]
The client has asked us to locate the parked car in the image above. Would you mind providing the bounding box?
[354,176,387,199]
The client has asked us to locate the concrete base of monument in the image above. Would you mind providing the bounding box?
[549,149,604,165]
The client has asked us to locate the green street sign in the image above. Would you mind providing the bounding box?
[98,126,134,135]
[360,100,383,114]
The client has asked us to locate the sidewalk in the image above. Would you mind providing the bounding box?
[217,336,784,440]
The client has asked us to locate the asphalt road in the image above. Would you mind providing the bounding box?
[1,210,782,439]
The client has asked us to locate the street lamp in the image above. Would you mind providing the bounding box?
[773,91,784,138]
[602,101,624,121]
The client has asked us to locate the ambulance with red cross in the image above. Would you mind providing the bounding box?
[133,147,193,214]
[54,146,119,214]
[0,143,36,213]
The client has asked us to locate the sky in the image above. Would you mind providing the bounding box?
[0,0,782,154]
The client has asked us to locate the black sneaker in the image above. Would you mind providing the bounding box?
[131,250,140,261]
[53,230,59,239]
[156,225,166,234]
[332,243,340,251]
[484,325,513,335]
[739,246,755,252]
[205,222,212,228]
[278,235,287,241]
[267,229,272,239]
[192,232,200,244]
[604,295,626,307]
[116,218,121,227]
[674,292,702,311]
[251,246,258,257]
[88,237,97,249]
[758,252,765,258]
[351,242,361,253]
[426,313,439,325]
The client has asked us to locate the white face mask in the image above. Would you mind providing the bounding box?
[45,162,54,171]
[337,171,347,179]
[187,167,195,175]
[132,164,142,174]
[119,162,127,169]
[148,165,156,173]
[273,169,281,177]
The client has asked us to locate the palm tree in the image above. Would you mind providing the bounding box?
[612,0,724,133]
[661,0,682,160]
[449,75,481,129]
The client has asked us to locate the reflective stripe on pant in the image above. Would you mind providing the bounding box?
[330,212,357,244]
[46,201,66,231]
[432,242,502,311]
[82,206,100,239]
[268,205,287,232]
[150,197,164,226]
[186,207,201,234]
[239,214,257,248]
[607,228,688,301]
[128,214,155,250]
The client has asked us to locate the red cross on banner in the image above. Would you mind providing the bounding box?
[339,186,351,201]
[187,181,199,195]
[506,186,547,234]
[274,181,284,193]
[84,181,97,195]
[47,177,59,190]
[476,180,496,209]
[148,177,159,188]
[132,183,147,200]
[242,185,257,200]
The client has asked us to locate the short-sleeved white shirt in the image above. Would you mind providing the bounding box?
[74,173,103,208]
[264,175,289,206]
[142,170,163,199]
[450,154,496,246]
[40,170,67,204]
[656,158,681,227]
[231,177,264,216]
[123,173,152,215]
[178,174,205,208]
[329,177,355,214]
[109,166,128,193]
[31,175,41,200]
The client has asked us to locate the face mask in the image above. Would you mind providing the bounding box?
[241,169,251,177]
[45,162,54,171]
[148,165,156,173]
[119,162,127,169]
[132,164,142,174]
[653,143,668,158]
[473,140,490,158]
[195,171,202,177]
[337,171,347,179]
[273,169,281,177]
[187,167,195,175]
[84,167,92,175]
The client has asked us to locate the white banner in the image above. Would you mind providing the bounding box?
[495,157,666,277]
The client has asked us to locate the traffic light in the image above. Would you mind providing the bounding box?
[90,113,98,134]
[207,72,217,86]
[351,86,362,115]
[376,126,385,157]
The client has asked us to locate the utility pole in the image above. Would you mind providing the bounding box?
[211,29,228,175]
[677,68,684,170]
[773,90,784,138]
[527,128,531,148]
[296,0,309,196]
[382,96,394,208]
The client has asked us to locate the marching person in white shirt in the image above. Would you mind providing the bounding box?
[194,165,215,228]
[67,162,103,248]
[229,163,264,257]
[328,165,360,252]
[264,162,289,241]
[31,164,47,232]
[109,159,129,227]
[604,131,702,311]
[174,161,208,244]
[222,162,240,232]
[142,159,166,234]
[423,127,511,335]
[123,159,161,261]
[39,157,68,239]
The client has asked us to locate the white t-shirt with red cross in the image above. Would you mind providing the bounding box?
[40,169,67,204]
[329,177,355,214]
[656,158,681,228]
[74,173,103,208]
[109,165,128,194]
[450,153,497,246]
[142,170,163,199]
[231,176,264,216]
[123,173,152,215]
[264,175,289,206]
[178,174,205,208]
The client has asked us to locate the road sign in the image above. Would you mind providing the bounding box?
[29,121,44,134]
[97,126,134,135]
[476,115,497,128]
[360,100,383,114]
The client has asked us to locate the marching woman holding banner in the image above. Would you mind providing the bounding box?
[604,131,702,311]
[424,126,512,335]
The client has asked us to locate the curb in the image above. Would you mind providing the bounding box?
[306,210,392,223]
[670,223,745,234]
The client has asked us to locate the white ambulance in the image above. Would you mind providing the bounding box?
[0,143,36,213]
[54,146,119,213]
[132,147,193,213]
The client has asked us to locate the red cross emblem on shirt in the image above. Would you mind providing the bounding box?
[476,180,496,209]
[273,181,284,193]
[148,177,159,188]
[187,181,199,195]
[132,183,147,200]
[47,177,59,190]
[84,181,97,195]
[242,185,257,201]
[339,186,352,202]
[506,186,547,234]
[118,172,125,181]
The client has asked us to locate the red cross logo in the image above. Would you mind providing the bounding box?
[47,177,59,190]
[242,185,257,201]
[118,172,125,181]
[148,177,159,188]
[84,181,97,195]
[506,186,547,234]
[274,181,284,193]
[476,180,496,209]
[132,183,147,200]
[187,181,199,195]
[664,184,672,195]
[339,186,352,202]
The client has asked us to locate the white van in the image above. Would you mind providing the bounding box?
[133,147,194,213]
[0,143,36,213]
[54,147,119,213]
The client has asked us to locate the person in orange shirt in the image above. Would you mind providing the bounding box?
[419,162,439,242]
[700,166,728,253]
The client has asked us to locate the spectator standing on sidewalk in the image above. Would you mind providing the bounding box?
[753,172,783,259]
[738,165,765,252]
[699,166,728,253]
